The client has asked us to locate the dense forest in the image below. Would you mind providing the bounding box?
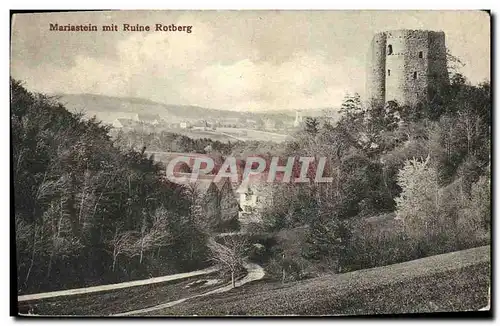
[254,73,491,277]
[13,71,491,292]
[12,80,211,294]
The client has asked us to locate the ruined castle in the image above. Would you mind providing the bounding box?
[366,30,449,107]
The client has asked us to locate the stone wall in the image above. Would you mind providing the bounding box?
[365,32,387,107]
[366,30,448,107]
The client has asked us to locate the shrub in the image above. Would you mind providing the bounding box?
[394,157,490,259]
[456,175,490,248]
[265,256,312,282]
[342,213,419,271]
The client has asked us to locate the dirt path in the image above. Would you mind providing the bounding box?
[18,266,219,302]
[112,262,265,316]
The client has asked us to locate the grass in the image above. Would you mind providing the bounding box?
[216,128,291,143]
[143,245,490,316]
[20,246,490,316]
[175,129,237,142]
[18,271,230,316]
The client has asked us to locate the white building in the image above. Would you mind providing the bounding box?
[293,110,304,127]
[112,118,137,129]
[235,182,272,227]
[112,119,123,128]
[134,113,162,125]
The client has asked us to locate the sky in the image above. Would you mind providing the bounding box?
[11,10,490,111]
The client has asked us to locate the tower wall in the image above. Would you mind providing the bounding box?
[427,31,449,101]
[386,30,430,106]
[366,29,448,107]
[366,32,387,107]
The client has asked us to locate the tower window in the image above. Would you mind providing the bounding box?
[388,69,391,76]
[418,51,423,58]
[387,45,393,55]
[413,72,418,79]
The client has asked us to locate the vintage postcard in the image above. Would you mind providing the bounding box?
[11,10,491,317]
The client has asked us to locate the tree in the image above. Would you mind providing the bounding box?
[395,156,446,255]
[304,117,319,136]
[470,174,491,231]
[456,175,490,248]
[396,156,437,214]
[446,50,466,78]
[339,93,363,123]
[134,207,173,264]
[207,235,248,288]
[218,179,241,232]
[201,183,221,231]
[107,229,139,272]
[11,79,212,293]
[304,215,345,272]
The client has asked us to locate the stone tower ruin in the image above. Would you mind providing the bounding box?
[366,30,449,107]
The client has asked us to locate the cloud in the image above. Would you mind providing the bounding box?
[189,52,357,110]
[11,11,490,112]
[16,18,357,111]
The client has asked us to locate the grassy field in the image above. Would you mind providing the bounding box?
[144,245,490,316]
[216,128,292,143]
[174,129,238,142]
[20,246,490,316]
[167,127,292,143]
[19,271,230,316]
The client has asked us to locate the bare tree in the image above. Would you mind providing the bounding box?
[15,216,36,287]
[107,229,139,272]
[135,207,173,264]
[207,236,248,288]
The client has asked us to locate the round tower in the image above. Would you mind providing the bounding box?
[366,29,448,107]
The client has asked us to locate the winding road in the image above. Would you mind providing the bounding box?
[112,261,265,316]
[18,265,219,302]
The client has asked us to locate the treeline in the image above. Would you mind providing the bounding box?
[111,128,283,161]
[252,74,491,278]
[112,129,235,155]
[12,80,210,294]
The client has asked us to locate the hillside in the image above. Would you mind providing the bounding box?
[56,93,237,119]
[146,245,490,316]
[18,246,490,316]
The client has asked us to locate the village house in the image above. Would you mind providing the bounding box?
[112,118,138,130]
[134,113,162,125]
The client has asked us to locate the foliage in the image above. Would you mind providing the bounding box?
[262,74,490,274]
[12,79,209,293]
[13,68,491,291]
[456,175,491,248]
[395,156,489,257]
[304,117,319,135]
[113,129,235,155]
[207,235,248,287]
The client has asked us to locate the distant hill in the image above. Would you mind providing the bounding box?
[54,93,243,121]
[52,93,340,126]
